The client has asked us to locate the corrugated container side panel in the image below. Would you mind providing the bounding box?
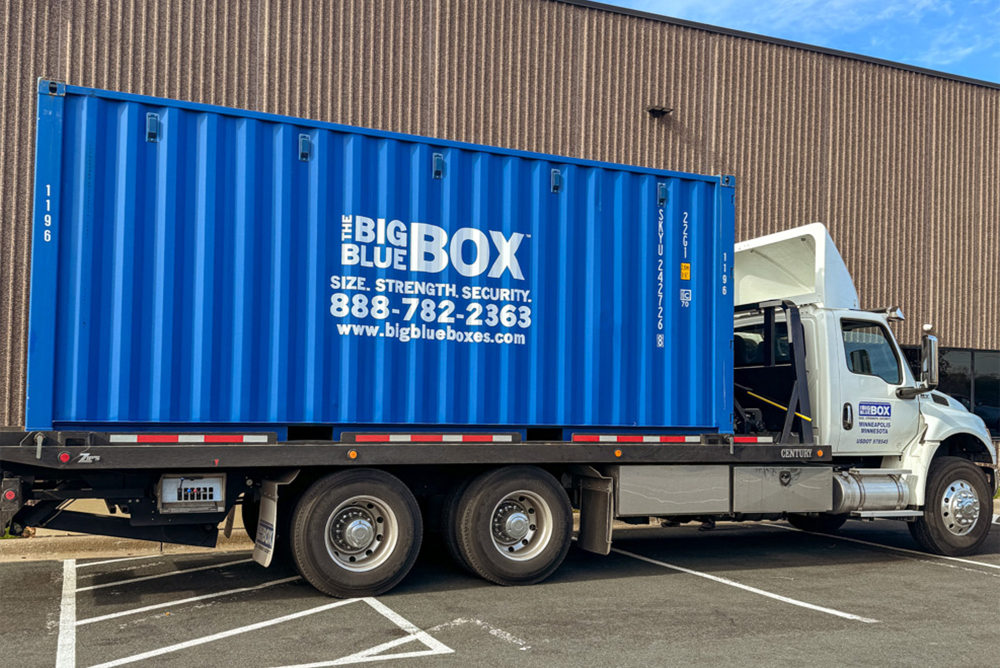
[29,84,732,432]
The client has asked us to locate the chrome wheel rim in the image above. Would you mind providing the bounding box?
[940,479,980,536]
[325,495,398,572]
[490,489,553,561]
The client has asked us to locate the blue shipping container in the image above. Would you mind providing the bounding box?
[27,81,735,433]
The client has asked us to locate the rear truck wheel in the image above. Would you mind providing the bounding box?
[454,466,572,586]
[290,469,422,598]
[442,479,474,573]
[786,513,848,533]
[909,456,992,556]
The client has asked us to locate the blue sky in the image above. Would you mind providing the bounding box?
[602,1,1000,84]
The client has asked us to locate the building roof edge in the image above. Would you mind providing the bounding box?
[553,0,1000,91]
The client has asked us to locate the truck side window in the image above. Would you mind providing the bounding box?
[734,323,790,367]
[841,320,900,384]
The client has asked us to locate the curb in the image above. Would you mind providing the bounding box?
[0,529,254,563]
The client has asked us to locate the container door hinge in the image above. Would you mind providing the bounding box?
[145,113,160,142]
[298,134,312,161]
[550,168,562,193]
[432,152,444,179]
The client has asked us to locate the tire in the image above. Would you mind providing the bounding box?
[909,456,992,556]
[290,469,422,598]
[787,513,848,533]
[453,466,572,586]
[240,490,261,544]
[442,478,474,573]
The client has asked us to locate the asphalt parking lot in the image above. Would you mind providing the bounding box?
[6,515,1000,667]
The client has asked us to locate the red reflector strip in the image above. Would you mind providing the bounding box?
[137,434,178,443]
[734,436,774,443]
[571,434,702,443]
[408,435,444,443]
[352,434,515,443]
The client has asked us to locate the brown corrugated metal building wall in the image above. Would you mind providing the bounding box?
[0,0,997,427]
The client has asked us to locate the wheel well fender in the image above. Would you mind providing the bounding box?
[931,434,997,494]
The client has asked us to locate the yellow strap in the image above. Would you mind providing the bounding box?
[745,390,813,423]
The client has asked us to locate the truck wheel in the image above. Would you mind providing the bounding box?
[290,469,422,597]
[454,466,572,586]
[442,479,474,573]
[786,513,847,533]
[909,456,992,556]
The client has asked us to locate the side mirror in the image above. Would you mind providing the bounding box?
[920,323,939,390]
[898,323,938,399]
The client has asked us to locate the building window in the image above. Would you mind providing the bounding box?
[939,350,973,410]
[900,346,1000,437]
[973,351,999,435]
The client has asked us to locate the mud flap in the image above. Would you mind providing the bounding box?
[222,504,236,539]
[574,466,614,556]
[0,477,24,533]
[252,470,299,567]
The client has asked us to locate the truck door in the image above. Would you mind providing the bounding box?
[832,316,921,455]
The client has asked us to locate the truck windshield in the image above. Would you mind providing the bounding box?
[841,319,901,384]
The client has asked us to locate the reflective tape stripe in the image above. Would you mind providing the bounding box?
[108,434,271,444]
[354,434,516,443]
[137,434,178,443]
[734,436,774,443]
[571,434,703,443]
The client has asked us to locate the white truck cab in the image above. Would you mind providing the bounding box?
[734,223,997,554]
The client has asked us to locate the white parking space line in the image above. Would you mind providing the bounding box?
[76,576,302,626]
[57,559,77,668]
[301,633,445,666]
[88,599,359,668]
[428,618,531,651]
[76,558,253,592]
[272,598,453,667]
[77,554,167,569]
[363,598,453,657]
[611,547,879,623]
[993,513,999,525]
[767,523,1000,571]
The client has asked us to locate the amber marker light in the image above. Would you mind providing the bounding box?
[817,450,824,457]
[347,450,358,460]
[614,449,622,458]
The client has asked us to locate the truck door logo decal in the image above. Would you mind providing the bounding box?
[858,402,892,418]
[856,402,891,442]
